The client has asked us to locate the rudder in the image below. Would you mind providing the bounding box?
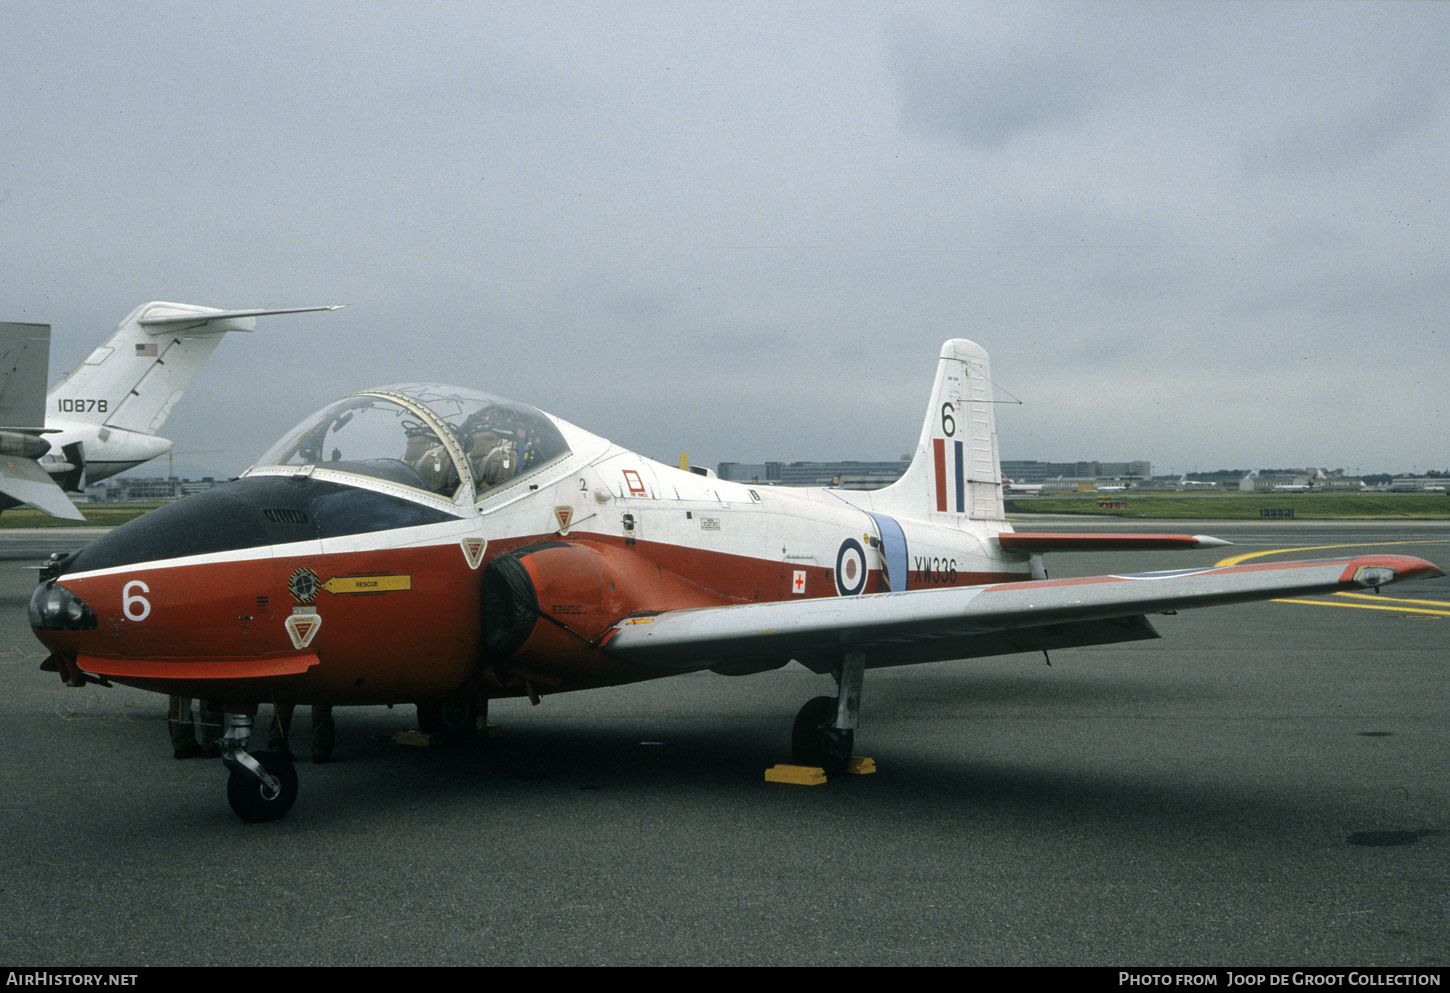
[868,339,1004,523]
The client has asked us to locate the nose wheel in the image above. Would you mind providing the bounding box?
[226,750,298,822]
[220,711,299,822]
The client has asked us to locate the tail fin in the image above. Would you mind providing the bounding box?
[0,321,52,430]
[49,302,341,435]
[869,339,1005,523]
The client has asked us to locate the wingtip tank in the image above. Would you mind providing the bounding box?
[1342,555,1446,589]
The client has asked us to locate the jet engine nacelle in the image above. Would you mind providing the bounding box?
[0,430,51,460]
[481,540,732,682]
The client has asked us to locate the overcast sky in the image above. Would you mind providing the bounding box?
[3,0,1446,479]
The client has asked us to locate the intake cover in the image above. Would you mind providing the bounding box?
[480,543,565,656]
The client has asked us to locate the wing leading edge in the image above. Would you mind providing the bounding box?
[603,554,1443,675]
[996,532,1232,552]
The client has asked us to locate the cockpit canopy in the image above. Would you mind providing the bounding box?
[251,384,571,501]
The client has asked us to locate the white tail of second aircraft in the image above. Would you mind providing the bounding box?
[50,302,256,435]
[859,338,1006,525]
[48,302,340,435]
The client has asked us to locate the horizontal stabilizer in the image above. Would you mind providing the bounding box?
[136,305,345,331]
[604,554,1443,675]
[0,457,85,520]
[997,533,1232,552]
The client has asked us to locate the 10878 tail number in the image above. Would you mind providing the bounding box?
[57,399,108,413]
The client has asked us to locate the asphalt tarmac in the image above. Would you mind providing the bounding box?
[0,520,1445,967]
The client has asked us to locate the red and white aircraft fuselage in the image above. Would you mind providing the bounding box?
[30,340,1442,821]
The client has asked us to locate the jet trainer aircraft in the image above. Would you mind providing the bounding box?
[0,302,339,519]
[29,338,1443,821]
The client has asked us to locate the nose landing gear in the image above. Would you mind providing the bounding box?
[220,711,299,822]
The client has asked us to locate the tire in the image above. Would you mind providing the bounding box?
[416,699,475,738]
[226,750,298,823]
[791,695,854,775]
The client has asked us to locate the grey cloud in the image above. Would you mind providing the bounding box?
[4,1,1448,475]
[1245,74,1444,173]
[887,21,1106,147]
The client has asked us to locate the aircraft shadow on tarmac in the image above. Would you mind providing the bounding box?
[124,690,1429,852]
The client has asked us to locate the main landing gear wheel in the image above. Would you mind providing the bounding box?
[226,750,298,823]
[791,696,854,776]
[416,698,480,742]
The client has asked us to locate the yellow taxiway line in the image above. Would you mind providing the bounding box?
[1213,540,1450,569]
[1273,598,1450,617]
[1215,540,1450,616]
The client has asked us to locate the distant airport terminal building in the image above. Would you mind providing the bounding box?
[1000,460,1152,484]
[86,476,222,502]
[1238,469,1371,492]
[717,458,1152,491]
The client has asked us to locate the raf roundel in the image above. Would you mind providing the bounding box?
[835,537,868,597]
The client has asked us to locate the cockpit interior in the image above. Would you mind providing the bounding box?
[252,384,571,501]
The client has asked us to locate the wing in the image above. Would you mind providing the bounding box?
[996,532,1231,552]
[0,456,85,520]
[603,554,1443,675]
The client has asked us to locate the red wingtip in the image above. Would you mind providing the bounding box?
[1338,554,1445,587]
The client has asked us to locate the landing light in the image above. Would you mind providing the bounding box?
[29,582,98,631]
[1351,566,1398,589]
